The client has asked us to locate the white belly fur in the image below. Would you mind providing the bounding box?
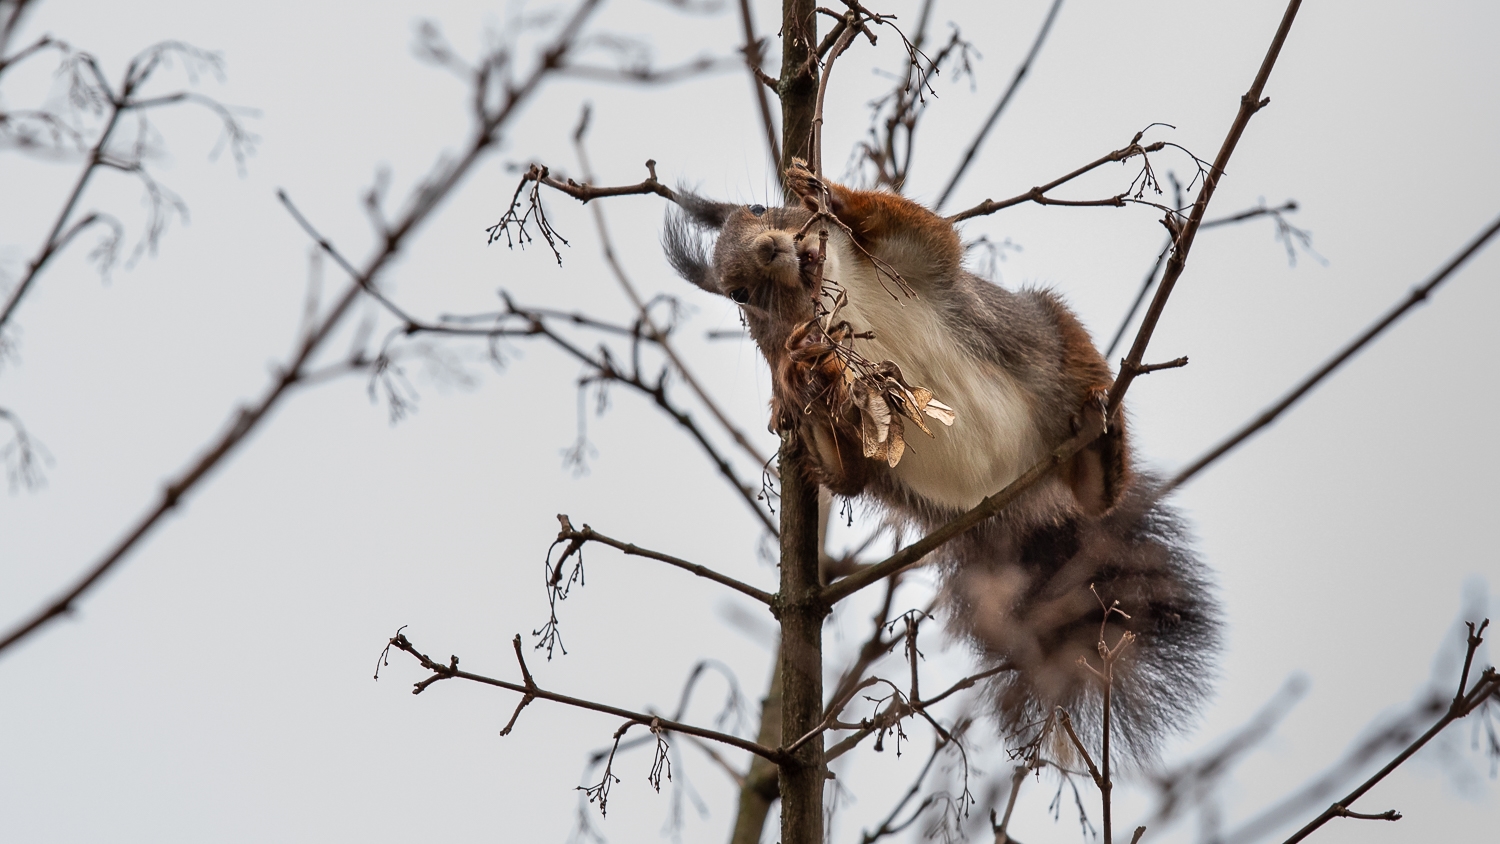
[825,242,1046,512]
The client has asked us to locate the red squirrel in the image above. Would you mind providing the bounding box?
[665,162,1219,759]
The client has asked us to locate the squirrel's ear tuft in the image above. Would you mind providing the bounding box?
[663,210,719,295]
[675,191,737,230]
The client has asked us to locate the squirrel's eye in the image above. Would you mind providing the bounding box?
[729,287,750,304]
[748,204,766,217]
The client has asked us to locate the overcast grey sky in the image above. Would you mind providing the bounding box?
[2,1,1497,842]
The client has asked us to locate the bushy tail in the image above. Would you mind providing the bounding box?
[942,474,1221,762]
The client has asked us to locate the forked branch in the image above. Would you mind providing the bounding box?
[379,629,787,764]
[1281,619,1496,843]
[945,133,1175,223]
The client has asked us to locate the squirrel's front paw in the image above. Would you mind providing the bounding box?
[1071,387,1111,437]
[777,320,850,411]
[785,159,825,211]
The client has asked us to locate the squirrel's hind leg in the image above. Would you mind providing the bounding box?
[1064,389,1131,516]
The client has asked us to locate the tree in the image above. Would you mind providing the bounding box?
[2,1,1497,842]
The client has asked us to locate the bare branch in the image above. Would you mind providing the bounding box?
[1105,173,1187,359]
[0,40,258,335]
[990,765,1030,844]
[0,94,126,335]
[0,0,606,657]
[285,179,779,534]
[1120,356,1188,376]
[571,111,773,471]
[1106,0,1304,419]
[1163,210,1500,494]
[1057,709,1104,790]
[935,0,1066,210]
[918,662,1014,709]
[512,302,779,535]
[1202,198,1299,229]
[945,135,1170,223]
[1281,620,1495,844]
[0,30,62,76]
[1107,193,1304,359]
[826,575,905,712]
[381,630,787,764]
[499,635,538,736]
[554,516,774,605]
[809,8,862,177]
[794,630,1009,762]
[736,0,781,168]
[854,5,974,192]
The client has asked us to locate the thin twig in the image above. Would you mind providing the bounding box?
[860,736,947,843]
[935,0,1066,210]
[945,136,1168,223]
[382,630,787,763]
[0,69,124,333]
[556,520,774,605]
[1106,197,1297,358]
[571,112,773,471]
[1164,210,1500,494]
[1057,709,1104,789]
[283,186,779,535]
[736,0,781,169]
[499,634,538,735]
[1,44,256,333]
[1121,356,1188,376]
[1107,0,1303,419]
[1280,620,1495,843]
[797,659,1010,761]
[991,765,1029,844]
[0,0,606,657]
[824,576,905,717]
[513,159,679,206]
[1105,169,1188,359]
[1201,198,1299,229]
[809,10,861,178]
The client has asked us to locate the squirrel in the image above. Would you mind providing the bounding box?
[664,162,1220,760]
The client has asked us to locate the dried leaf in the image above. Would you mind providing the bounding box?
[884,417,906,467]
[889,381,934,436]
[853,382,890,457]
[922,398,956,427]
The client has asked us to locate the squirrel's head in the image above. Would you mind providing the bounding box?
[663,194,822,329]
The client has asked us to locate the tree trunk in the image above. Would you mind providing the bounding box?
[776,431,826,844]
[779,0,819,176]
[776,4,825,841]
[727,5,823,842]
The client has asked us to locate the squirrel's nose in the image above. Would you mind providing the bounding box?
[752,233,782,267]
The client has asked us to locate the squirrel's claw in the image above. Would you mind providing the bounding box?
[785,159,825,212]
